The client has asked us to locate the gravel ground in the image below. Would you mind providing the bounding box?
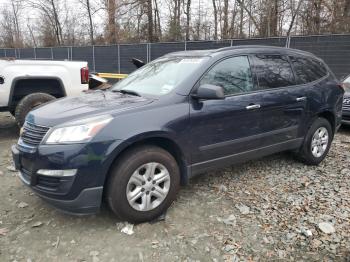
[0,112,349,262]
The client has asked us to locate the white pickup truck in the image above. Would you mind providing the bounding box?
[0,59,89,126]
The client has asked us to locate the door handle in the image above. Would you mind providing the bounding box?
[246,104,261,110]
[296,96,307,102]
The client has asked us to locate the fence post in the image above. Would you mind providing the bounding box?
[67,47,69,60]
[117,45,120,73]
[184,40,187,51]
[146,44,149,63]
[70,47,73,60]
[51,47,53,59]
[4,49,7,57]
[34,48,37,59]
[148,43,152,62]
[92,45,96,72]
[230,39,233,46]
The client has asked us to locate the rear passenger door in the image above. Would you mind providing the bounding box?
[251,54,308,147]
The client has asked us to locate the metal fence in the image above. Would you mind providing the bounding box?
[1,34,350,78]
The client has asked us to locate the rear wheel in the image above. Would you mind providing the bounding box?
[14,93,56,126]
[106,145,180,223]
[297,117,333,165]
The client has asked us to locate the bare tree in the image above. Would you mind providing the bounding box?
[286,0,304,37]
[146,0,153,42]
[184,0,191,40]
[26,0,64,45]
[212,0,218,40]
[79,0,95,45]
[222,0,229,39]
[106,0,117,43]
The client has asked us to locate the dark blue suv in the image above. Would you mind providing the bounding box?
[12,46,344,222]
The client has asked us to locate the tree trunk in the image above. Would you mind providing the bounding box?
[107,0,117,43]
[154,0,162,40]
[271,0,278,36]
[230,2,237,38]
[10,0,21,48]
[147,0,153,42]
[185,0,191,40]
[86,0,94,45]
[314,0,322,34]
[239,0,244,37]
[212,0,218,40]
[50,0,63,45]
[222,0,229,39]
[286,0,303,37]
[236,0,261,35]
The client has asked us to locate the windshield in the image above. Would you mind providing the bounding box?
[113,56,208,96]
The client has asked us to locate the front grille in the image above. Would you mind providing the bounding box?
[20,121,50,147]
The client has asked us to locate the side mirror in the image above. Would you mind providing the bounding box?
[193,84,225,100]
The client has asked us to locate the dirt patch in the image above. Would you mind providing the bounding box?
[0,112,349,261]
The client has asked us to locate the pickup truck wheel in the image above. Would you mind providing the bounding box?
[297,117,333,165]
[106,145,180,223]
[15,93,56,126]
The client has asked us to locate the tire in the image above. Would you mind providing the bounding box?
[106,145,180,223]
[15,93,56,127]
[297,117,333,165]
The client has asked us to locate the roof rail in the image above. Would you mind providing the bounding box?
[214,45,287,53]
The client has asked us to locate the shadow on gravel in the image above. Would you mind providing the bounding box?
[0,113,19,140]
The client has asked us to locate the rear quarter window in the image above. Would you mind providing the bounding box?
[289,56,328,84]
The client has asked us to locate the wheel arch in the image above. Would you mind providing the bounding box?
[9,76,66,109]
[104,133,190,188]
[317,110,335,136]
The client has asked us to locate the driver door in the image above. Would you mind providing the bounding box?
[189,55,265,172]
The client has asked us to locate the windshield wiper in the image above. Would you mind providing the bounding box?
[112,89,141,97]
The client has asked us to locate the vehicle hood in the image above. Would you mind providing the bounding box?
[27,90,154,127]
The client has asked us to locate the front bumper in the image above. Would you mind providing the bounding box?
[11,140,121,214]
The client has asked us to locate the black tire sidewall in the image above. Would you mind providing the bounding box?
[15,93,55,126]
[301,117,333,165]
[107,146,180,223]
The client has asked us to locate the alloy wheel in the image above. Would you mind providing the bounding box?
[311,127,329,158]
[126,162,171,211]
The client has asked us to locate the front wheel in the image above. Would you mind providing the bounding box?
[106,146,180,223]
[297,117,333,165]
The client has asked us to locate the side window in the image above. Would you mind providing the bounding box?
[253,55,295,89]
[289,56,328,84]
[200,56,254,96]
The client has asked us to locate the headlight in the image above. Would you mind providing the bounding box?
[45,115,113,144]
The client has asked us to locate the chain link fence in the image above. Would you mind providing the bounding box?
[1,34,349,78]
